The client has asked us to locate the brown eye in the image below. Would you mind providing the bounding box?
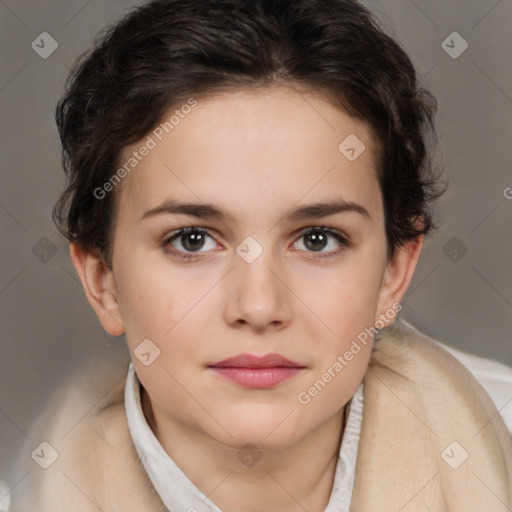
[303,229,329,252]
[179,230,207,251]
[293,226,350,258]
[163,227,218,258]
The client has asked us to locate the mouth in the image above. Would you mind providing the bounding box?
[207,353,306,389]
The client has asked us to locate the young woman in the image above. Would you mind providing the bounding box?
[10,0,512,510]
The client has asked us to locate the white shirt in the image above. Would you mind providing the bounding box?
[123,325,512,512]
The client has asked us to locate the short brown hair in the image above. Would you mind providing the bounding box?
[53,0,444,266]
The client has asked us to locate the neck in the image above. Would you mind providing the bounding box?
[141,387,349,512]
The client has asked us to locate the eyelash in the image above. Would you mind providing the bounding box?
[160,225,351,261]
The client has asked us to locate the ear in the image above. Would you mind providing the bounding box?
[375,235,424,327]
[69,243,125,336]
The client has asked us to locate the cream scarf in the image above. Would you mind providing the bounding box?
[13,323,512,511]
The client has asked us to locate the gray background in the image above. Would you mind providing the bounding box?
[1,0,511,497]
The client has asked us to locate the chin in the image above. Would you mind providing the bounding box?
[206,415,303,452]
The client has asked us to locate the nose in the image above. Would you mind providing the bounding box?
[223,246,292,334]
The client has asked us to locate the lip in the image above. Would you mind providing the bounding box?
[207,353,306,389]
[208,353,304,369]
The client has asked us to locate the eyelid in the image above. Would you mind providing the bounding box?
[296,225,351,245]
[161,226,219,254]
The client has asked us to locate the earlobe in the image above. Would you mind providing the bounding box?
[375,235,424,326]
[69,243,125,336]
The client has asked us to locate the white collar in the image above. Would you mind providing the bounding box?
[124,362,364,511]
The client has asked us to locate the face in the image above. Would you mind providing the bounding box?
[73,86,421,451]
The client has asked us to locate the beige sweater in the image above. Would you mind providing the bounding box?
[12,323,512,511]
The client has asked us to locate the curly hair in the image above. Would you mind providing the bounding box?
[53,0,444,267]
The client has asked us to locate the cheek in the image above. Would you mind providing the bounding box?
[296,268,380,414]
[299,256,385,369]
[112,256,176,354]
[312,259,383,322]
[115,256,214,365]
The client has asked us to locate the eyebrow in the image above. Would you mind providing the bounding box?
[139,198,371,224]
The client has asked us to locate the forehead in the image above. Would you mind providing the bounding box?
[116,86,381,223]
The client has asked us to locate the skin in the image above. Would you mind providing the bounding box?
[70,85,423,512]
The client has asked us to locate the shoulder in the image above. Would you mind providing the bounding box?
[434,337,512,434]
[360,319,512,508]
[369,319,512,457]
[11,354,166,512]
[374,319,512,433]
